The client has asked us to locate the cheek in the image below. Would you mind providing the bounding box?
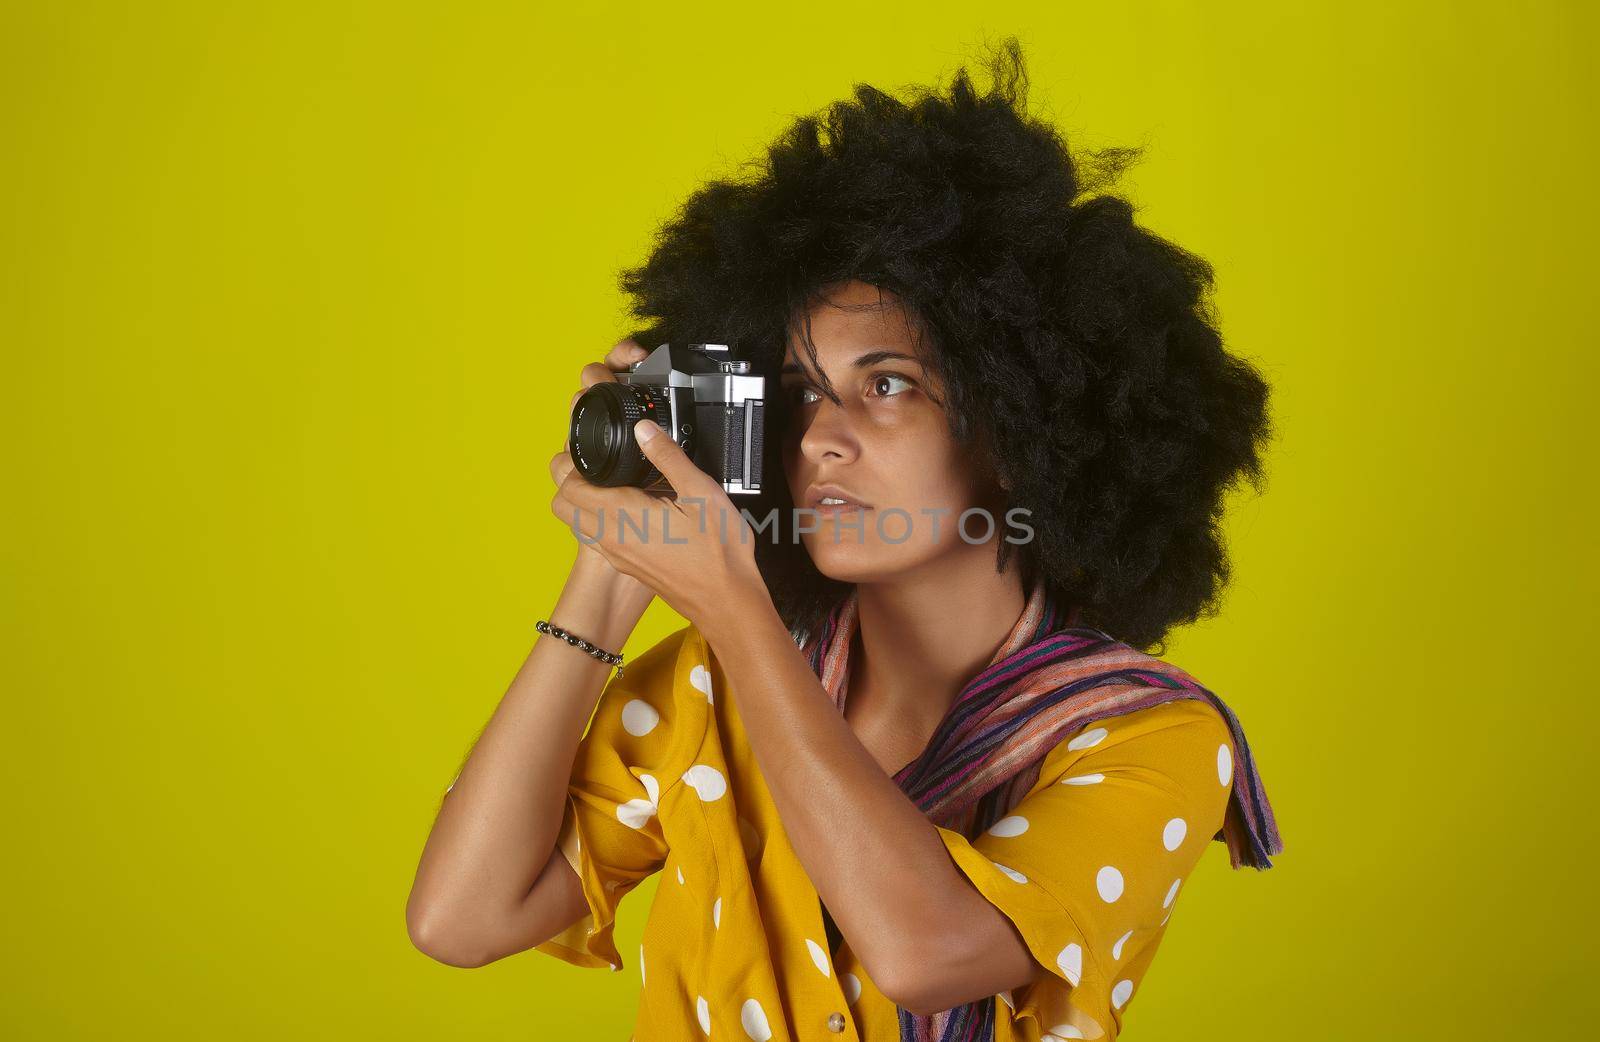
[902,463,984,514]
[779,404,985,510]
[871,430,985,511]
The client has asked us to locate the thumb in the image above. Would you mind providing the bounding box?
[634,419,712,497]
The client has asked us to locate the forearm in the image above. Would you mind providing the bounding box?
[407,556,653,950]
[698,592,983,1002]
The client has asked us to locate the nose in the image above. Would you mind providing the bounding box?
[794,396,859,466]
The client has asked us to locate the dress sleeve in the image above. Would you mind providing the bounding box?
[533,625,707,971]
[931,698,1235,1040]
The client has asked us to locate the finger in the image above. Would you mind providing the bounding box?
[633,418,716,499]
[550,487,578,529]
[605,339,650,370]
[550,490,604,545]
[550,448,575,487]
[579,361,620,389]
[555,476,670,565]
[559,464,656,518]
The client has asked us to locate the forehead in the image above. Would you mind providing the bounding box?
[782,281,923,365]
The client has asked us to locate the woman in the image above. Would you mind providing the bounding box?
[407,39,1282,1042]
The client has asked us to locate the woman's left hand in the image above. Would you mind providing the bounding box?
[550,418,767,628]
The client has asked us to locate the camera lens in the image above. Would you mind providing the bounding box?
[569,382,667,488]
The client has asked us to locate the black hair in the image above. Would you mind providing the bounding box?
[617,37,1274,655]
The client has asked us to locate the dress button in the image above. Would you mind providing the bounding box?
[826,1011,846,1032]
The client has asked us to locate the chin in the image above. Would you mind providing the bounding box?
[799,529,935,584]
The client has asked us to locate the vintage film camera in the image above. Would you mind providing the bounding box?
[568,342,766,496]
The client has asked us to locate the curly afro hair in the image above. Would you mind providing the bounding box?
[615,37,1274,654]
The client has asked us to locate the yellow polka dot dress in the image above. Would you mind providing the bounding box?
[534,624,1238,1041]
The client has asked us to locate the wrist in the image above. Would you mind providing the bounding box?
[552,559,652,653]
[696,581,780,654]
[568,550,651,602]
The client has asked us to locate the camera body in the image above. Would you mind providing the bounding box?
[568,342,766,495]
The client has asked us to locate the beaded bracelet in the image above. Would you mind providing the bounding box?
[535,619,626,676]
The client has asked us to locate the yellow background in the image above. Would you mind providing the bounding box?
[3,2,1594,1039]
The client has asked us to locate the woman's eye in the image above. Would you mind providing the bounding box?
[787,374,912,408]
[869,373,915,398]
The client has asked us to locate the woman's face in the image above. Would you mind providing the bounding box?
[779,280,1006,583]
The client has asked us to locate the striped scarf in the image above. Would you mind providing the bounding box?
[798,577,1283,1042]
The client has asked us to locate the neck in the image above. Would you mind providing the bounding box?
[849,552,1028,733]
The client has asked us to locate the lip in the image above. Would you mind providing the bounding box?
[803,482,874,512]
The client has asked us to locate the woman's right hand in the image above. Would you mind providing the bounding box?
[551,339,656,602]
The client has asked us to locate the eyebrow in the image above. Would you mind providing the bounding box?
[780,349,921,377]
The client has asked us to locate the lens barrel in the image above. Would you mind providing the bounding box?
[568,382,668,488]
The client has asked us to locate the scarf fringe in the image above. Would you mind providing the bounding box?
[1204,690,1285,870]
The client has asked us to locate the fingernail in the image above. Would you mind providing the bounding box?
[634,419,658,444]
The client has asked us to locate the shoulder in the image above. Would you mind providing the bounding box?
[1049,693,1227,747]
[1038,697,1235,791]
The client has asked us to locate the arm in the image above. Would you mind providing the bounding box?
[699,590,1039,1015]
[405,554,654,968]
[549,422,1038,1007]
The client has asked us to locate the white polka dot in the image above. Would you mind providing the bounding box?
[677,865,685,885]
[621,698,660,736]
[713,897,722,929]
[1111,979,1134,1009]
[1163,878,1182,908]
[1062,773,1103,785]
[617,798,657,829]
[682,764,728,801]
[1217,743,1232,786]
[1096,865,1124,902]
[1162,817,1187,851]
[697,995,711,1035]
[988,815,1030,838]
[690,663,714,702]
[997,989,1014,1010]
[608,960,617,971]
[841,973,862,1005]
[993,862,1029,884]
[805,938,832,977]
[740,997,771,1040]
[1056,942,1083,986]
[639,773,660,805]
[1111,929,1133,960]
[1067,726,1107,751]
[1044,1026,1086,1040]
[640,943,646,986]
[1160,910,1171,927]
